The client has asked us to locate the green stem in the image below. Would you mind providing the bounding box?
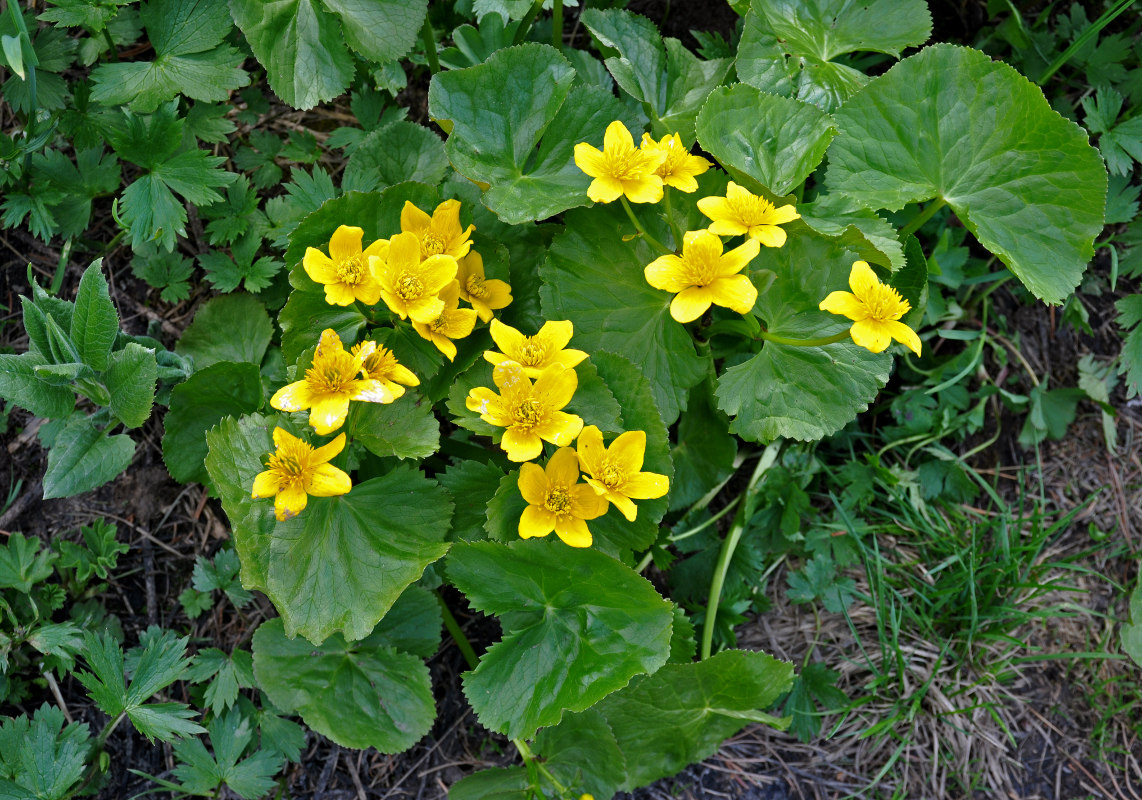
[1039,0,1136,84]
[898,197,946,239]
[512,0,545,45]
[50,239,72,295]
[101,27,119,61]
[420,16,440,75]
[437,592,479,670]
[662,186,684,250]
[513,738,571,799]
[700,443,781,661]
[551,0,563,51]
[619,196,673,255]
[756,329,850,347]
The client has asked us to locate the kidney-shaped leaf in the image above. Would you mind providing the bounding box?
[826,44,1106,304]
[447,539,673,740]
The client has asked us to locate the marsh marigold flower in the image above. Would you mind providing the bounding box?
[303,225,387,306]
[573,120,666,204]
[413,281,478,361]
[457,251,512,322]
[697,182,799,247]
[819,261,921,356]
[644,229,760,323]
[271,329,394,435]
[466,361,584,462]
[400,199,474,261]
[518,447,608,548]
[483,319,587,378]
[352,342,419,400]
[252,428,351,521]
[374,231,457,323]
[576,426,669,522]
[640,133,711,193]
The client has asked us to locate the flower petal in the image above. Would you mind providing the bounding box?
[570,484,609,520]
[553,515,592,548]
[718,238,761,276]
[400,201,431,236]
[768,204,800,224]
[608,430,646,473]
[252,470,280,499]
[546,446,580,485]
[882,319,922,356]
[670,287,713,323]
[848,260,878,298]
[751,224,787,248]
[575,425,605,476]
[303,248,338,283]
[574,142,607,178]
[387,231,422,272]
[310,432,347,463]
[537,411,583,446]
[623,175,664,204]
[587,177,624,204]
[329,225,363,262]
[490,319,528,359]
[307,463,352,497]
[819,290,866,320]
[502,427,543,462]
[533,364,577,410]
[519,505,556,539]
[353,280,382,306]
[605,490,638,521]
[274,485,308,521]
[537,320,574,352]
[708,218,749,237]
[603,119,634,152]
[644,254,691,293]
[850,318,892,353]
[308,394,350,435]
[697,195,731,222]
[623,472,669,500]
[420,255,459,294]
[271,380,313,413]
[518,463,548,505]
[709,274,758,315]
[324,282,358,307]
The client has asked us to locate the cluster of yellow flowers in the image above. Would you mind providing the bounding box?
[573,121,922,355]
[464,323,668,548]
[302,200,513,360]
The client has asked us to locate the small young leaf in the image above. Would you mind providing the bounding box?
[43,414,136,499]
[70,259,118,372]
[105,342,158,428]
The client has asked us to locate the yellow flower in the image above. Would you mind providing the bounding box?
[819,261,921,356]
[697,181,799,247]
[302,225,387,306]
[573,120,667,204]
[400,199,474,261]
[352,342,419,400]
[483,319,588,379]
[457,251,512,322]
[644,229,760,323]
[518,447,608,548]
[413,281,478,361]
[252,428,351,521]
[576,426,669,522]
[466,361,584,462]
[271,329,394,435]
[640,133,711,193]
[373,231,458,323]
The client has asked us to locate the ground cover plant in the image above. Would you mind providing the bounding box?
[0,0,1138,797]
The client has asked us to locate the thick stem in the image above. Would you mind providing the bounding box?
[512,0,545,45]
[756,329,850,347]
[619,196,673,256]
[437,591,479,670]
[898,197,947,239]
[551,0,563,51]
[420,16,440,75]
[662,186,684,250]
[101,27,119,61]
[513,738,571,798]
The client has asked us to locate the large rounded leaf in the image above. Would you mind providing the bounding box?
[446,539,673,740]
[826,44,1107,304]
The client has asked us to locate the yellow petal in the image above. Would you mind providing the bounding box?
[882,319,922,356]
[489,319,527,358]
[708,218,749,237]
[608,430,646,473]
[533,364,577,410]
[303,248,337,284]
[850,318,892,353]
[587,177,624,204]
[546,446,580,485]
[518,462,548,505]
[324,282,357,307]
[271,380,313,413]
[406,295,446,325]
[553,349,588,370]
[420,254,459,294]
[751,225,787,248]
[537,411,584,446]
[697,195,731,222]
[274,485,308,521]
[537,320,574,352]
[400,201,431,236]
[353,280,382,306]
[769,204,800,224]
[272,426,298,450]
[708,274,758,315]
[604,490,638,522]
[644,255,692,293]
[623,472,669,500]
[819,290,866,320]
[362,238,389,259]
[849,260,878,299]
[308,394,350,435]
[310,432,347,463]
[670,287,713,323]
[603,119,634,153]
[623,175,664,204]
[575,425,605,476]
[502,427,543,462]
[718,238,761,276]
[553,516,592,548]
[519,505,556,539]
[492,360,529,393]
[391,364,420,386]
[329,225,363,262]
[570,484,609,520]
[251,470,280,499]
[307,463,352,497]
[349,378,395,405]
[573,142,607,178]
[466,386,501,418]
[664,173,699,193]
[387,231,422,272]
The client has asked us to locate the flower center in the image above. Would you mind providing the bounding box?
[599,461,626,489]
[864,285,909,322]
[513,398,543,428]
[518,340,547,366]
[466,275,488,298]
[336,255,366,285]
[361,349,392,378]
[396,273,424,300]
[544,487,571,514]
[305,352,356,393]
[730,193,773,226]
[606,144,652,182]
[657,144,686,178]
[429,315,449,333]
[422,234,445,257]
[268,451,308,488]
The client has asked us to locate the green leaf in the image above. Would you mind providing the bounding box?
[0,532,56,593]
[342,120,447,194]
[796,192,905,271]
[446,539,673,739]
[565,357,623,435]
[43,414,136,499]
[540,204,708,424]
[1122,580,1142,668]
[580,8,733,144]
[171,707,283,800]
[716,234,893,442]
[252,590,438,751]
[267,466,452,642]
[176,294,272,369]
[695,84,836,197]
[277,288,366,366]
[105,342,158,428]
[536,650,795,792]
[199,251,281,294]
[447,767,530,800]
[826,44,1106,304]
[131,245,195,302]
[90,0,247,111]
[321,0,425,62]
[185,649,255,714]
[736,0,930,112]
[70,259,118,372]
[439,460,505,543]
[162,361,264,485]
[670,380,736,511]
[428,43,635,224]
[891,235,929,330]
[351,393,439,460]
[0,705,89,800]
[0,353,75,418]
[204,414,278,590]
[229,0,352,109]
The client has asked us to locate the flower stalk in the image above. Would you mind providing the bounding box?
[620,197,673,255]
